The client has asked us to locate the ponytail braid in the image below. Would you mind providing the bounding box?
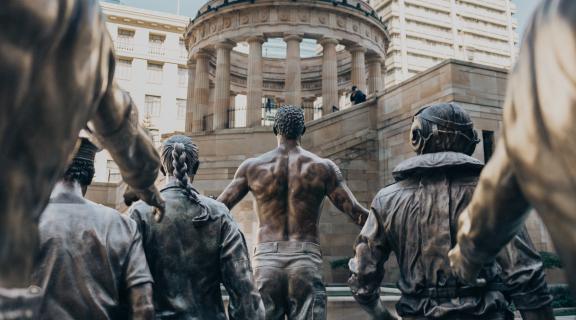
[171,142,202,206]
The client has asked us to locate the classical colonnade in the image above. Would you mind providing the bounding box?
[184,0,390,132]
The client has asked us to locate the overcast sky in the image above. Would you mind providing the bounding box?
[118,0,542,36]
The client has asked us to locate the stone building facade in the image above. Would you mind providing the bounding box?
[369,0,518,86]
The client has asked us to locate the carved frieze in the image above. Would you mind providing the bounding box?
[318,12,328,25]
[337,15,347,29]
[223,16,232,29]
[298,9,310,23]
[260,8,270,22]
[240,13,250,25]
[279,9,290,22]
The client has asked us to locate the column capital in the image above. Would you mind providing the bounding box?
[194,49,211,60]
[302,96,317,102]
[366,54,384,64]
[283,33,303,43]
[246,35,266,44]
[347,44,366,53]
[319,37,339,47]
[214,39,236,50]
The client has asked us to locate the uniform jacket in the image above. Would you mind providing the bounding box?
[349,152,552,319]
[33,190,153,320]
[130,182,265,320]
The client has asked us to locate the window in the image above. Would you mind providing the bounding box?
[147,62,163,84]
[145,95,161,117]
[179,39,188,59]
[117,29,134,52]
[149,34,165,56]
[177,99,187,119]
[482,130,495,162]
[116,59,132,80]
[178,66,188,87]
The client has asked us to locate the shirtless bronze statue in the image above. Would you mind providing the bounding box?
[0,0,164,297]
[449,0,576,296]
[218,105,369,320]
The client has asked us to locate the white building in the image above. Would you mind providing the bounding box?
[368,0,518,86]
[94,2,189,182]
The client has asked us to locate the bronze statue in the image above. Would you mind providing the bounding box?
[0,0,164,295]
[349,103,554,320]
[449,0,576,297]
[32,138,154,319]
[130,135,265,319]
[218,106,369,319]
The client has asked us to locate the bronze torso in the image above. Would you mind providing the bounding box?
[130,183,264,320]
[349,152,552,319]
[32,189,152,320]
[219,143,366,244]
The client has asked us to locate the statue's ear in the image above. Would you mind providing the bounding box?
[273,126,278,136]
[301,126,306,136]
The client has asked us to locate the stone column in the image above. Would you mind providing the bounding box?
[229,93,236,128]
[302,97,316,122]
[367,55,383,96]
[284,34,302,106]
[349,45,367,93]
[213,40,236,130]
[185,60,196,132]
[192,51,210,133]
[320,37,339,115]
[246,36,265,127]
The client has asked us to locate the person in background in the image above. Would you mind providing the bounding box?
[32,138,154,320]
[349,103,554,320]
[350,85,367,105]
[130,135,265,320]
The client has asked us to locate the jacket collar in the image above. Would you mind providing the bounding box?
[392,152,484,181]
[161,181,200,194]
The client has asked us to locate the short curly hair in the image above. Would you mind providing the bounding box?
[273,105,305,139]
[63,159,95,187]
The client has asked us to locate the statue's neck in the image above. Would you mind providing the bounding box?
[276,136,301,149]
[51,180,84,198]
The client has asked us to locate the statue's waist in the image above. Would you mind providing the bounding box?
[254,241,322,255]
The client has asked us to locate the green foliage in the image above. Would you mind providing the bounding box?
[550,285,576,309]
[330,257,351,270]
[539,251,563,269]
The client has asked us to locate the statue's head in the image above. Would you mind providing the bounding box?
[161,135,200,177]
[273,105,306,139]
[63,138,98,190]
[410,103,479,155]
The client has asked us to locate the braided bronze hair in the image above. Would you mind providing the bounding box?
[161,135,202,206]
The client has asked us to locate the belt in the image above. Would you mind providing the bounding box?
[409,283,507,299]
[254,241,322,255]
